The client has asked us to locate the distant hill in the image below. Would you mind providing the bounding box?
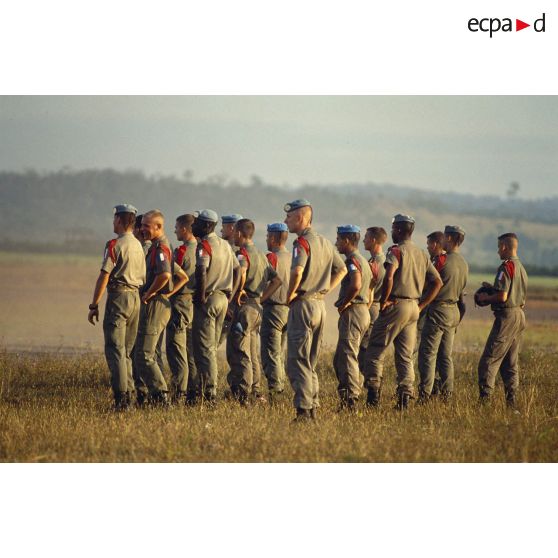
[1,169,558,269]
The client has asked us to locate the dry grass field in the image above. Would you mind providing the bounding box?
[0,252,557,462]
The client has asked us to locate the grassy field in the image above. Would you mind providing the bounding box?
[1,339,557,462]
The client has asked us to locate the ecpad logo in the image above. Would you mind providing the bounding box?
[468,13,546,37]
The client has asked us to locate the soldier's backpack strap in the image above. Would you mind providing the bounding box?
[434,253,447,273]
[239,247,251,269]
[266,252,278,270]
[106,239,118,264]
[175,244,187,267]
[296,236,310,256]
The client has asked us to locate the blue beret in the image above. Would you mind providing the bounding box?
[444,225,466,236]
[194,209,219,223]
[267,222,288,233]
[113,204,138,215]
[392,214,415,224]
[337,224,361,234]
[284,199,311,212]
[222,214,243,224]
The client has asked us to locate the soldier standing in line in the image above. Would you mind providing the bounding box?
[192,210,241,404]
[219,214,244,346]
[164,214,199,404]
[358,226,387,374]
[260,222,292,401]
[415,231,447,393]
[88,204,146,411]
[283,199,346,421]
[476,233,527,408]
[417,226,468,402]
[135,210,188,406]
[333,225,372,410]
[363,214,442,410]
[134,214,151,255]
[227,219,282,405]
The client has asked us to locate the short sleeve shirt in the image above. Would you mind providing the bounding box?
[196,232,239,294]
[101,232,145,289]
[265,248,291,305]
[173,238,197,295]
[369,252,386,302]
[336,249,372,306]
[238,243,278,298]
[492,256,528,310]
[144,235,173,294]
[434,252,469,303]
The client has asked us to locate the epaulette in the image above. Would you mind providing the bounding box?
[239,246,251,268]
[503,259,515,279]
[348,255,362,273]
[266,252,278,270]
[199,239,212,257]
[105,239,118,264]
[369,259,380,282]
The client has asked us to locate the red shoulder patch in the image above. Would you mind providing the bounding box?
[350,256,362,273]
[175,245,187,267]
[266,252,278,270]
[369,259,380,282]
[160,243,172,262]
[297,236,310,256]
[504,260,515,279]
[201,239,212,257]
[434,253,447,273]
[107,239,117,264]
[388,245,401,263]
[239,247,251,268]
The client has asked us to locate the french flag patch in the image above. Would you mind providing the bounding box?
[498,271,504,281]
[159,252,165,262]
[348,263,357,272]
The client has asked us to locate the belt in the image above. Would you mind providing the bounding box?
[108,285,138,293]
[391,297,418,302]
[296,293,325,301]
[263,301,288,306]
[244,296,261,304]
[171,292,193,299]
[431,300,457,307]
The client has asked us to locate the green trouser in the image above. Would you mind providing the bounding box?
[286,297,326,411]
[363,299,420,396]
[417,303,460,396]
[260,303,289,393]
[358,302,380,372]
[334,303,370,401]
[478,308,526,400]
[193,291,228,398]
[166,293,198,395]
[227,299,263,397]
[132,335,164,393]
[103,289,141,395]
[135,295,172,394]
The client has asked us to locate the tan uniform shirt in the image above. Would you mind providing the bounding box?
[101,232,146,289]
[265,247,291,305]
[433,252,468,303]
[237,243,277,298]
[291,227,345,296]
[336,249,372,306]
[492,256,528,310]
[386,239,440,299]
[144,235,173,294]
[369,252,386,302]
[197,232,240,294]
[173,238,197,295]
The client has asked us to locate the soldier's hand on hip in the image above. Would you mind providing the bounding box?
[88,308,99,325]
[380,300,394,313]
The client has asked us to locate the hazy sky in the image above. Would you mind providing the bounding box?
[1,96,556,198]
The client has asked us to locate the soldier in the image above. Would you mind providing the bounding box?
[417,226,468,402]
[363,214,442,410]
[261,222,292,400]
[415,231,446,393]
[476,233,527,408]
[88,204,146,411]
[133,214,151,255]
[227,219,282,404]
[164,214,199,404]
[358,226,387,373]
[284,199,346,421]
[135,210,188,406]
[333,225,372,410]
[192,209,241,403]
[219,213,243,345]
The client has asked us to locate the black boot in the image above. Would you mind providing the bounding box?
[293,408,312,422]
[347,398,358,412]
[151,390,170,407]
[416,389,430,406]
[395,390,411,410]
[114,391,130,412]
[136,390,150,408]
[366,388,381,407]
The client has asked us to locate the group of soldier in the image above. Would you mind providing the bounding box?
[88,199,528,420]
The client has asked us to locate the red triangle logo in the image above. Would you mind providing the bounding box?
[516,19,530,31]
